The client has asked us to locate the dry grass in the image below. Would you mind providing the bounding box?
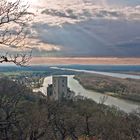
[74,73,140,102]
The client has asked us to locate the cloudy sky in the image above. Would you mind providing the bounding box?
[3,0,140,59]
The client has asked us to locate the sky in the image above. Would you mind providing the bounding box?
[1,0,140,64]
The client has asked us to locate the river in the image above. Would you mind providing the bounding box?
[37,75,140,113]
[50,67,140,79]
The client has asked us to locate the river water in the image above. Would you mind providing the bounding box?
[50,67,140,79]
[37,75,140,113]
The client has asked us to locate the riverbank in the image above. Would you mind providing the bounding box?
[38,75,139,113]
[107,93,140,103]
[74,74,140,102]
[116,71,140,76]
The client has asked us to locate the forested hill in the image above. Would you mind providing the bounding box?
[0,77,140,140]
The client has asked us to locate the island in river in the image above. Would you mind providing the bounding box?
[74,73,140,102]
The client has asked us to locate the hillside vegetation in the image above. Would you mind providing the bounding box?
[0,77,140,140]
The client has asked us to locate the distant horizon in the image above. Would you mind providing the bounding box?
[0,57,140,66]
[28,57,140,65]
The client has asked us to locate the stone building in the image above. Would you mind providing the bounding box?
[52,76,68,101]
[47,76,75,101]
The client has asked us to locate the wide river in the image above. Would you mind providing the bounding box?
[51,67,140,79]
[37,75,140,113]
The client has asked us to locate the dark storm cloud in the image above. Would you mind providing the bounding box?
[27,0,140,57]
[31,18,140,57]
[41,9,79,20]
[41,8,125,19]
[1,0,140,58]
[95,10,124,18]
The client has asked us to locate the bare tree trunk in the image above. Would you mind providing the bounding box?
[85,115,90,137]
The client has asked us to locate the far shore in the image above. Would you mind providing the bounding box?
[74,73,140,103]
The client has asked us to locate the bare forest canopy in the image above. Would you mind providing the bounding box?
[0,77,140,140]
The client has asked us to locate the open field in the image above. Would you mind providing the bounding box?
[74,73,140,102]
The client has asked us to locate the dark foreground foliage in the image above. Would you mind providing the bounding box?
[0,78,140,140]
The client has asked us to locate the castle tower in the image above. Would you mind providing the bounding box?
[52,76,68,101]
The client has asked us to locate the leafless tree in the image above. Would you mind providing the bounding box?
[0,0,33,65]
[0,78,30,140]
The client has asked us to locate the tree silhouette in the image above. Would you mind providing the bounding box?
[0,0,32,65]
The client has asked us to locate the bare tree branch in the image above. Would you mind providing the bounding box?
[0,0,33,65]
[0,51,32,66]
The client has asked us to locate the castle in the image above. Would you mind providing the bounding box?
[47,76,74,101]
